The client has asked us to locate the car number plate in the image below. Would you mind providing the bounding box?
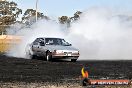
[67,54,72,56]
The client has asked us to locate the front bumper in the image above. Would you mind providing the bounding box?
[52,53,79,59]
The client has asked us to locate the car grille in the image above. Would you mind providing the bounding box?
[64,52,72,54]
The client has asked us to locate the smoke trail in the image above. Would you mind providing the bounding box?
[6,20,66,58]
[68,8,132,60]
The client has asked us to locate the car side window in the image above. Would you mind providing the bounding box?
[33,38,45,45]
[33,38,40,45]
[39,38,45,46]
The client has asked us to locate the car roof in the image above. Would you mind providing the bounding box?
[38,37,64,39]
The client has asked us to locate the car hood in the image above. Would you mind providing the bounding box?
[45,45,78,51]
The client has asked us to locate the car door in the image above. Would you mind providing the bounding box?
[37,38,45,53]
[32,38,40,54]
[32,38,45,55]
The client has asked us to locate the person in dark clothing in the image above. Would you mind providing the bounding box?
[81,67,91,86]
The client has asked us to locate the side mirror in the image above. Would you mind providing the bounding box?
[69,44,72,46]
[66,42,72,46]
[65,42,72,46]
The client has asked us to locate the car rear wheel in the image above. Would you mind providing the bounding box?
[31,55,37,59]
[46,52,52,61]
[25,44,35,59]
[26,50,33,59]
[26,52,36,59]
[71,59,77,62]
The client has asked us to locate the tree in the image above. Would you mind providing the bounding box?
[59,16,71,27]
[59,16,69,24]
[58,11,82,28]
[22,9,49,26]
[72,11,82,21]
[0,0,22,34]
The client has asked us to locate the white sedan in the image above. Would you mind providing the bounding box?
[26,37,80,62]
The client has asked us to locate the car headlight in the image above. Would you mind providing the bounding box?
[55,50,63,54]
[73,51,79,54]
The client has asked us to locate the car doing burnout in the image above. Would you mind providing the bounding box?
[26,37,80,62]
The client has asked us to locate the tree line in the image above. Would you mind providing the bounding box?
[0,0,82,35]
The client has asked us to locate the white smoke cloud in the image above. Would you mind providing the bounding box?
[6,7,132,60]
[68,8,132,60]
[7,20,65,58]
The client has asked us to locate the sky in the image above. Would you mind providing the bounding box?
[10,0,132,17]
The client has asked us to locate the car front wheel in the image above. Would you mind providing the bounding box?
[71,59,77,62]
[46,52,52,61]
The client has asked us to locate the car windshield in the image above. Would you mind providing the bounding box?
[45,38,70,46]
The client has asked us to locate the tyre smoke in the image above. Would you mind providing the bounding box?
[6,20,66,58]
[6,8,132,60]
[68,8,132,60]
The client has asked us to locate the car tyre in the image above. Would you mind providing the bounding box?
[46,52,52,61]
[26,52,36,59]
[32,55,37,59]
[71,59,77,62]
[26,50,32,59]
[25,44,35,59]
